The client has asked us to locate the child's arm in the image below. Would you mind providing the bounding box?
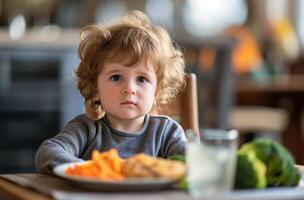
[160,119,187,157]
[35,115,93,174]
[35,138,84,175]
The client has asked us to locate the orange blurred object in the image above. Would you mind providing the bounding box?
[65,149,125,180]
[225,26,262,74]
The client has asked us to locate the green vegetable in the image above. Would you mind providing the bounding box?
[234,151,267,189]
[237,139,301,188]
[167,154,186,163]
[167,155,187,189]
[177,176,188,190]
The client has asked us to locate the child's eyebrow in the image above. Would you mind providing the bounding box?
[137,71,156,82]
[138,70,154,77]
[104,69,122,75]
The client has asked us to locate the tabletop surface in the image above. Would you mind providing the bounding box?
[0,173,303,200]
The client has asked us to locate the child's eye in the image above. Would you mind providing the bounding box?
[137,76,148,84]
[110,74,122,82]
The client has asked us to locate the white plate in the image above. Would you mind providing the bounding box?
[53,162,177,191]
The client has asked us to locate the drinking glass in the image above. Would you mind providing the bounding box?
[186,129,239,198]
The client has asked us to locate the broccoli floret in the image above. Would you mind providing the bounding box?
[167,154,186,163]
[234,151,267,189]
[239,139,301,187]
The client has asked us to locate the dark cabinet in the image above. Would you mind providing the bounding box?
[0,46,83,173]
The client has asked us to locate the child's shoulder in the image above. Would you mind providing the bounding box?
[149,114,181,126]
[68,113,97,125]
[148,115,184,134]
[64,113,103,132]
[72,113,92,121]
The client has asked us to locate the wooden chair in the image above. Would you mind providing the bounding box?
[152,73,199,134]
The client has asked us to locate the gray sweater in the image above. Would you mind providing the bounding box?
[35,114,187,174]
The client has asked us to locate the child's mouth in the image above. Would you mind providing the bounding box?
[121,101,136,105]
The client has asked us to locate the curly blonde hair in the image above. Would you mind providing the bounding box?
[75,10,186,119]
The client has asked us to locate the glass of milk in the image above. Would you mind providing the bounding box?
[186,129,238,198]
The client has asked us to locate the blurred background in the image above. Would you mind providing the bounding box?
[0,0,304,173]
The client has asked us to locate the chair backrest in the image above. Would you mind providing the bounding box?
[152,73,199,134]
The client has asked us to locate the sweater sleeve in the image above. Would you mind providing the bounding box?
[35,115,93,174]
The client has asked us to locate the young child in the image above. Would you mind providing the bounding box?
[35,10,187,174]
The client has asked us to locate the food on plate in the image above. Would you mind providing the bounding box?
[122,153,186,180]
[234,139,301,189]
[65,149,186,181]
[168,154,188,189]
[66,149,125,180]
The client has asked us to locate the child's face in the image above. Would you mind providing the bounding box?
[96,59,157,122]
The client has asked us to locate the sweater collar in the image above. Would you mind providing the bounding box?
[102,115,150,137]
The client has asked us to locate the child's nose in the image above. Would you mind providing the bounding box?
[122,82,136,95]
